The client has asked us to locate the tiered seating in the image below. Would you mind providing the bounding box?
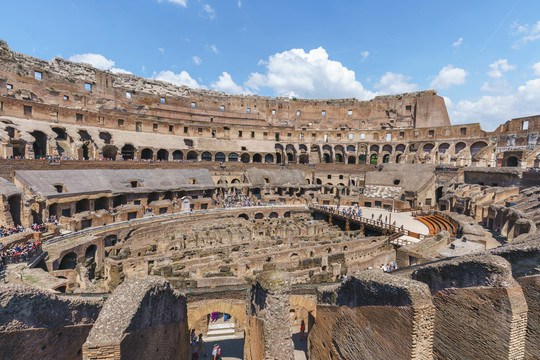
[416,215,456,236]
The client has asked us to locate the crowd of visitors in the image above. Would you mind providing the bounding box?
[213,193,261,208]
[525,167,540,172]
[0,239,42,267]
[381,262,398,272]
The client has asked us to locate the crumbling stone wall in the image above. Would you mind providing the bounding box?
[82,276,188,360]
[0,284,103,360]
[311,271,434,360]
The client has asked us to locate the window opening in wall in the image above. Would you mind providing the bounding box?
[360,133,365,140]
[76,113,83,122]
[460,127,467,135]
[84,83,92,91]
[118,119,124,126]
[414,131,419,137]
[169,125,174,132]
[24,105,32,116]
[247,108,251,114]
[135,122,141,132]
[299,133,304,140]
[54,184,64,193]
[263,132,267,137]
[348,110,352,116]
[153,123,158,130]
[7,84,13,90]
[160,97,166,104]
[339,175,344,179]
[312,133,316,138]
[361,121,365,125]
[220,105,225,111]
[271,109,276,115]
[134,200,141,205]
[406,105,412,111]
[126,91,132,99]
[324,134,328,142]
[523,121,529,130]
[184,126,188,133]
[63,95,69,100]
[191,102,196,108]
[130,181,139,188]
[386,133,391,142]
[327,174,332,179]
[210,118,213,123]
[288,133,292,137]
[251,131,255,138]
[264,177,270,183]
[296,110,301,116]
[238,131,243,137]
[212,130,216,138]
[322,110,326,116]
[349,133,353,140]
[241,146,247,151]
[190,178,197,184]
[198,127,202,133]
[429,130,434,137]
[34,71,42,80]
[399,131,404,138]
[394,179,400,185]
[275,132,280,141]
[0,101,3,111]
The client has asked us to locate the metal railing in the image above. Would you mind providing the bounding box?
[1,243,43,267]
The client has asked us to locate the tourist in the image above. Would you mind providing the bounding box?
[300,319,306,340]
[191,338,199,360]
[198,334,206,357]
[212,343,221,360]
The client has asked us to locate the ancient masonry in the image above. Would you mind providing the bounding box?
[0,40,539,360]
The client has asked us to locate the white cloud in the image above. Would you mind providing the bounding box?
[443,96,453,108]
[192,56,202,65]
[512,20,540,49]
[158,48,165,55]
[69,53,115,70]
[238,0,242,7]
[374,72,417,94]
[69,53,131,74]
[452,37,463,47]
[487,59,516,78]
[154,70,205,89]
[361,51,369,61]
[532,61,540,76]
[452,76,540,130]
[158,0,187,7]
[430,65,468,90]
[206,44,219,54]
[200,4,216,20]
[211,72,250,94]
[245,47,375,100]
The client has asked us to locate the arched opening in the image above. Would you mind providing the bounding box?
[358,154,366,164]
[395,153,402,163]
[94,197,109,211]
[31,131,47,159]
[7,195,21,226]
[187,151,198,161]
[335,153,343,163]
[99,132,111,144]
[58,252,77,270]
[382,145,392,153]
[157,149,168,161]
[370,145,379,153]
[141,148,153,160]
[85,244,97,259]
[269,212,278,218]
[323,153,331,163]
[346,145,356,153]
[506,156,519,167]
[435,186,444,203]
[276,153,282,164]
[287,152,295,162]
[52,127,67,140]
[438,143,450,154]
[253,153,262,163]
[147,192,160,204]
[238,214,249,220]
[121,144,135,160]
[455,142,466,154]
[163,191,174,201]
[215,152,226,162]
[470,141,488,156]
[347,156,356,164]
[81,144,90,160]
[265,154,274,163]
[76,199,90,213]
[48,203,57,219]
[200,152,212,161]
[423,144,434,153]
[102,145,117,160]
[382,154,390,163]
[241,153,250,163]
[299,154,309,164]
[172,150,183,160]
[104,235,118,247]
[113,195,127,207]
[228,153,239,162]
[370,154,378,164]
[254,213,264,220]
[84,244,97,279]
[396,144,406,153]
[284,211,291,218]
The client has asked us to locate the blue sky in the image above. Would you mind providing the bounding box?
[2,0,540,130]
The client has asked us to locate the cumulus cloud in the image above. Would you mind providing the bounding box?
[192,56,202,65]
[487,59,516,78]
[512,20,540,49]
[158,0,187,7]
[374,72,417,94]
[211,72,250,94]
[430,65,468,90]
[158,47,165,55]
[452,37,463,47]
[154,70,205,89]
[533,61,540,76]
[200,4,216,20]
[245,47,375,100]
[69,53,131,74]
[452,76,540,130]
[206,44,219,54]
[361,51,369,61]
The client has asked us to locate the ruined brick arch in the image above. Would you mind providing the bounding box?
[188,300,247,329]
[290,295,317,318]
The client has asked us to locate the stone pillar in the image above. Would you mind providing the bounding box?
[246,270,294,360]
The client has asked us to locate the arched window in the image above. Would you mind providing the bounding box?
[215,152,226,162]
[201,152,212,161]
[228,153,239,162]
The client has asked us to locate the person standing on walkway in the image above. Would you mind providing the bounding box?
[212,343,221,360]
[198,334,206,357]
[300,319,306,340]
[191,338,199,360]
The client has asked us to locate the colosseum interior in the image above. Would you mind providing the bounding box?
[0,39,540,360]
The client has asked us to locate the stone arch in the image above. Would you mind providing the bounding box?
[187,151,198,161]
[455,142,466,154]
[102,145,117,160]
[254,212,264,220]
[438,143,450,154]
[422,143,435,153]
[346,145,356,153]
[187,300,247,329]
[52,127,67,140]
[31,131,47,159]
[7,195,21,226]
[335,153,344,163]
[76,199,90,213]
[85,244,97,259]
[238,213,249,220]
[215,152,226,162]
[382,154,390,163]
[172,150,183,160]
[370,145,379,153]
[506,156,519,167]
[228,152,239,162]
[157,149,169,161]
[395,144,406,153]
[201,152,212,161]
[470,141,488,156]
[269,212,279,218]
[265,153,274,163]
[241,153,250,163]
[58,252,77,270]
[347,156,356,164]
[253,153,262,163]
[382,144,392,153]
[141,148,153,160]
[121,144,135,160]
[284,211,291,218]
[290,295,317,317]
[370,154,378,164]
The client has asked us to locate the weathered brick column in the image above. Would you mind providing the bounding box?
[310,271,435,360]
[246,270,294,360]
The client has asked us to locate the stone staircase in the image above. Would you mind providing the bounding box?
[205,321,238,342]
